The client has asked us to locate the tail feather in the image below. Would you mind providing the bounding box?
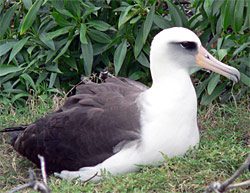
[0,126,27,145]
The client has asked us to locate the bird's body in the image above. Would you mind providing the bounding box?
[2,27,240,181]
[10,77,145,172]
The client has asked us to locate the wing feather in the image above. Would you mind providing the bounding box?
[13,77,145,172]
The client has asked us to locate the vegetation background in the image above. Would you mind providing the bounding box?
[0,0,249,107]
[0,0,249,192]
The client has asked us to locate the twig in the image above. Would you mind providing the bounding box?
[227,179,250,190]
[65,79,85,97]
[38,154,47,185]
[82,172,99,183]
[8,155,51,193]
[204,154,250,193]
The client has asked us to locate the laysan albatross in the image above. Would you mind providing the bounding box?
[3,27,240,181]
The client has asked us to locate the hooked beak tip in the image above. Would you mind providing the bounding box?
[196,46,241,83]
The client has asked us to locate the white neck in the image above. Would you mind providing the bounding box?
[138,69,200,164]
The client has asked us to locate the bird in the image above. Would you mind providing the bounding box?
[1,27,240,182]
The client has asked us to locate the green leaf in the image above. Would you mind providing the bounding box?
[143,4,155,44]
[0,4,17,37]
[0,65,23,77]
[27,46,36,55]
[0,42,15,57]
[20,0,44,34]
[221,0,235,30]
[243,0,250,30]
[201,82,227,105]
[207,74,220,95]
[53,38,73,62]
[233,0,244,32]
[233,42,250,57]
[118,5,133,28]
[22,0,32,10]
[240,72,250,87]
[130,15,141,24]
[154,14,171,29]
[114,39,127,75]
[52,11,72,26]
[93,43,109,55]
[64,57,78,71]
[87,29,111,44]
[46,26,73,39]
[39,33,55,50]
[8,37,29,63]
[211,0,224,15]
[134,27,143,58]
[129,71,146,81]
[65,0,81,18]
[88,20,111,31]
[203,0,213,16]
[196,76,212,98]
[81,38,93,76]
[45,63,62,73]
[55,7,75,18]
[11,93,30,103]
[20,73,36,91]
[82,5,101,20]
[49,72,57,88]
[165,0,183,26]
[36,72,48,85]
[217,49,228,61]
[80,23,88,44]
[137,51,150,68]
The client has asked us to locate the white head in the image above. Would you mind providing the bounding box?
[150,27,240,83]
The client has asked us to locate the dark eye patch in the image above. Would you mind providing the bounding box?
[180,41,197,50]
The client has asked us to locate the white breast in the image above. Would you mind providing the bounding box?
[138,71,200,164]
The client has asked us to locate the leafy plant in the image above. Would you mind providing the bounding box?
[0,0,249,106]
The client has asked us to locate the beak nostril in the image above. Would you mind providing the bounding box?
[205,54,210,59]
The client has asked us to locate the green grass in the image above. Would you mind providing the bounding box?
[0,98,249,193]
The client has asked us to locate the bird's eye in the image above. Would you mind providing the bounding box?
[180,41,197,50]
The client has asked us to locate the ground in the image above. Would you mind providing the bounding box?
[0,97,249,193]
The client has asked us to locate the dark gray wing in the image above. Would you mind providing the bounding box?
[13,77,146,172]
